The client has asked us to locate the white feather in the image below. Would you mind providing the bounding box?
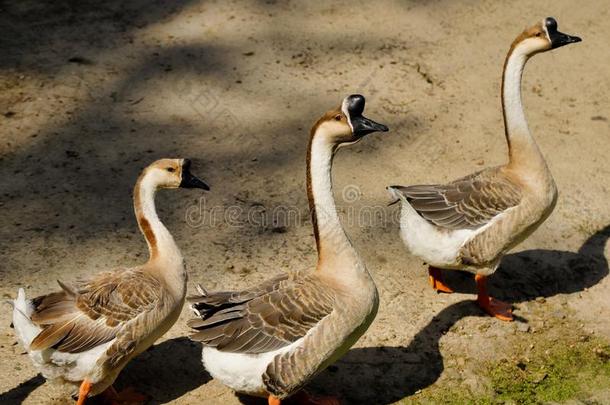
[11,288,114,387]
[397,198,475,267]
[387,187,506,270]
[202,337,305,397]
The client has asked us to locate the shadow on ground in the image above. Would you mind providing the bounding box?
[306,226,609,404]
[0,338,209,404]
[438,225,610,303]
[0,374,45,404]
[308,301,484,404]
[0,0,198,72]
[118,337,210,404]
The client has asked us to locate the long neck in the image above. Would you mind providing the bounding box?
[133,173,183,269]
[501,42,546,172]
[307,130,357,267]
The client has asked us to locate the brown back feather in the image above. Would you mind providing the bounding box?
[188,272,335,354]
[393,168,522,230]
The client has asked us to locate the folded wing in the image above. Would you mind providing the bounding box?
[29,269,163,354]
[392,168,522,230]
[187,272,335,354]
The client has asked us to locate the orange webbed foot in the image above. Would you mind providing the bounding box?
[428,266,454,294]
[475,274,513,322]
[478,296,514,321]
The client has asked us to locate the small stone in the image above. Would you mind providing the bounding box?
[532,371,547,384]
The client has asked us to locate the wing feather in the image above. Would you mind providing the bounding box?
[188,272,334,354]
[28,269,163,354]
[391,168,522,230]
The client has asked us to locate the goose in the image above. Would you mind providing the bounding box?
[187,95,388,404]
[11,158,209,404]
[388,17,581,321]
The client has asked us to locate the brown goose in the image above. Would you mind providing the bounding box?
[11,159,209,404]
[388,17,581,321]
[187,95,388,404]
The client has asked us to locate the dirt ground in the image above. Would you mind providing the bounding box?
[1,0,609,404]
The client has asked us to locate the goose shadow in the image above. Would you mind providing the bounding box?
[0,374,45,404]
[115,337,210,404]
[307,226,609,404]
[307,301,484,404]
[438,225,610,303]
[0,337,208,404]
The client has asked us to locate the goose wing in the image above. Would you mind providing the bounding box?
[29,269,165,358]
[392,168,522,230]
[187,272,335,354]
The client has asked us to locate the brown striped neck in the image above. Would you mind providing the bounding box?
[501,37,547,173]
[133,170,183,267]
[306,123,356,267]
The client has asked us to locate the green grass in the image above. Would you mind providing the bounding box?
[400,337,610,404]
[489,339,610,404]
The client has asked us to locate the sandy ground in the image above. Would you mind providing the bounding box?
[0,0,609,404]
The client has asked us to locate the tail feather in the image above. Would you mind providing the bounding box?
[195,284,207,296]
[386,186,407,205]
[29,319,75,351]
[12,288,42,350]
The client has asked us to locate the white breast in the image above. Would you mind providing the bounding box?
[201,337,305,397]
[398,200,476,268]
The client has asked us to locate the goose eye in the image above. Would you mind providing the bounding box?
[334,114,342,121]
[535,32,542,37]
[166,167,175,173]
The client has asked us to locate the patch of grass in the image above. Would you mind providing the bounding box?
[489,339,610,404]
[399,390,494,405]
[400,337,610,404]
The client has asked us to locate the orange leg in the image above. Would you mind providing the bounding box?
[475,274,513,321]
[269,395,281,405]
[428,266,454,293]
[76,379,92,405]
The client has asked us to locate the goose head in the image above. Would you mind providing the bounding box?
[313,94,388,146]
[145,158,210,190]
[513,17,581,56]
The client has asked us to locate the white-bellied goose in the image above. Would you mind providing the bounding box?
[388,18,581,321]
[188,95,388,404]
[11,159,209,404]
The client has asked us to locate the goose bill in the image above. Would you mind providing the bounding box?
[351,115,389,137]
[550,31,581,48]
[180,166,210,190]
